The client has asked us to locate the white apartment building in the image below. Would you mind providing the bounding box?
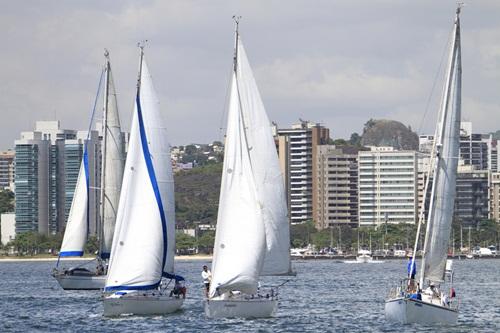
[0,150,15,190]
[358,147,418,226]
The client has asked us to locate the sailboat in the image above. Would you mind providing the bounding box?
[204,18,293,319]
[385,5,462,324]
[103,43,184,317]
[52,51,125,290]
[344,232,383,263]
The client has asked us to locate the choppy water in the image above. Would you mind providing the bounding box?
[0,259,498,332]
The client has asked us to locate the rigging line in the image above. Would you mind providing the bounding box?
[218,64,234,142]
[86,68,106,141]
[417,24,455,135]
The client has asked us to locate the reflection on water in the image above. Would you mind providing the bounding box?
[0,259,499,332]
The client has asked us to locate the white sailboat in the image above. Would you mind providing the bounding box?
[103,43,184,317]
[385,5,462,325]
[204,18,293,319]
[53,51,125,290]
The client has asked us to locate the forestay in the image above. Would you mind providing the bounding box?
[105,53,175,291]
[59,152,89,257]
[422,12,462,283]
[100,58,125,259]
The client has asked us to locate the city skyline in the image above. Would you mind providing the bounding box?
[1,1,500,150]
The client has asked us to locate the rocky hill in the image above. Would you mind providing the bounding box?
[361,119,419,150]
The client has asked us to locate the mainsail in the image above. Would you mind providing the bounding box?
[100,52,125,259]
[210,29,291,297]
[421,8,462,284]
[105,48,175,291]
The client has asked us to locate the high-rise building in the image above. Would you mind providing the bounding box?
[490,172,500,223]
[358,147,418,226]
[0,150,15,190]
[482,134,498,172]
[276,120,329,224]
[315,145,358,229]
[14,121,100,235]
[419,122,488,170]
[15,131,51,234]
[455,165,489,227]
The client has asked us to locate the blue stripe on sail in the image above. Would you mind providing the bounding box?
[135,92,169,277]
[104,281,160,292]
[59,251,84,257]
[83,145,90,234]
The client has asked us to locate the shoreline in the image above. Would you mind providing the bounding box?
[0,255,213,262]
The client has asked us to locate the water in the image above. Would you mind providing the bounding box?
[0,259,498,332]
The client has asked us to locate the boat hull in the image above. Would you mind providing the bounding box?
[204,298,277,318]
[53,274,106,290]
[103,292,184,317]
[385,297,458,324]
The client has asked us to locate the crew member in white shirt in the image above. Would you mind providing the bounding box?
[202,265,212,298]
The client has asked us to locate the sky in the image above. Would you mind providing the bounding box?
[1,0,499,149]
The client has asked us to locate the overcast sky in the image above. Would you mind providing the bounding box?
[1,0,499,149]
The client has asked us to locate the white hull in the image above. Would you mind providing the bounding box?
[53,273,106,290]
[343,256,384,264]
[103,292,184,317]
[204,298,277,318]
[385,297,458,324]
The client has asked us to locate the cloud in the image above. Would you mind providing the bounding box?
[0,0,499,148]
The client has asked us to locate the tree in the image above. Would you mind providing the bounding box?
[85,235,99,255]
[176,231,197,253]
[197,231,215,254]
[0,189,14,214]
[290,220,316,247]
[184,144,197,155]
[311,230,331,249]
[349,132,362,146]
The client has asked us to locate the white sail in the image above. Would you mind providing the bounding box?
[105,52,175,291]
[235,40,291,275]
[59,153,89,257]
[422,12,462,283]
[209,71,265,297]
[100,56,125,259]
[210,35,291,296]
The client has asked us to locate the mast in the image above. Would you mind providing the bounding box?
[99,50,110,257]
[233,15,241,74]
[419,5,462,287]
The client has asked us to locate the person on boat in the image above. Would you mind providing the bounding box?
[425,284,440,299]
[407,257,416,280]
[202,265,212,297]
[170,279,186,299]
